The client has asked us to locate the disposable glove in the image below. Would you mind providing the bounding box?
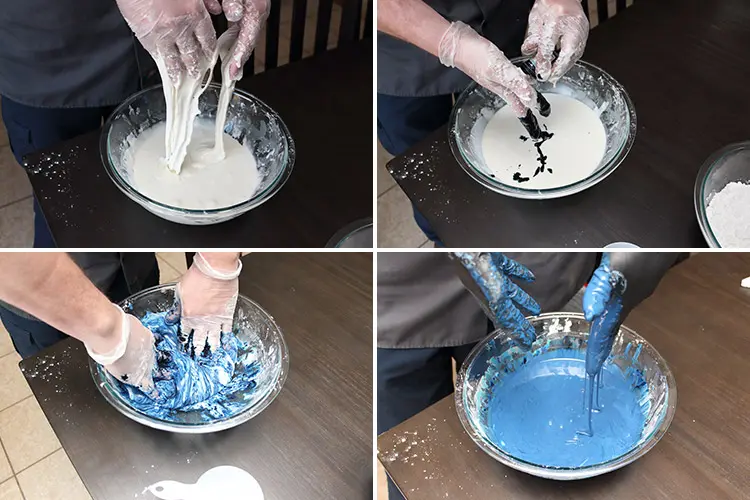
[86,307,156,393]
[439,21,537,117]
[176,253,241,357]
[222,0,270,80]
[116,0,218,83]
[453,252,541,345]
[521,0,589,84]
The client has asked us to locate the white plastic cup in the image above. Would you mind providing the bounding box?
[604,242,640,249]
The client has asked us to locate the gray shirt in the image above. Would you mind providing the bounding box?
[0,0,154,107]
[377,252,683,349]
[378,252,596,348]
[377,0,534,97]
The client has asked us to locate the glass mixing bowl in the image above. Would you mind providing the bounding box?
[694,141,750,247]
[455,312,676,480]
[100,83,295,225]
[90,284,289,433]
[325,218,374,248]
[449,59,636,199]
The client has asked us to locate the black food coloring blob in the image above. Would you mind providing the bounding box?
[513,172,530,183]
[512,128,554,183]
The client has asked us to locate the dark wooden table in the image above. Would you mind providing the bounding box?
[20,253,373,500]
[378,253,750,499]
[25,41,372,247]
[387,0,750,247]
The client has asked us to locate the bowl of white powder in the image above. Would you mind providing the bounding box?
[101,83,295,225]
[449,58,636,199]
[695,142,750,247]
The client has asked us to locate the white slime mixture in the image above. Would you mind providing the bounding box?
[128,27,260,210]
[706,181,750,247]
[481,93,607,190]
[131,120,259,210]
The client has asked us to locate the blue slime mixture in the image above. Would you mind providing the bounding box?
[478,345,649,468]
[113,312,262,421]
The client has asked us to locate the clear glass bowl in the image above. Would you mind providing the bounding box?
[100,83,295,225]
[325,218,373,248]
[694,141,750,247]
[455,312,677,480]
[449,59,636,199]
[90,284,289,433]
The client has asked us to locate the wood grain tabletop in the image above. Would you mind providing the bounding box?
[378,253,750,499]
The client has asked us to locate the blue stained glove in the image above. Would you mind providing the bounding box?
[584,254,620,321]
[453,252,541,345]
[583,253,628,376]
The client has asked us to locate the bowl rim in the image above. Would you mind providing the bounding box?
[325,217,374,248]
[693,140,750,248]
[448,58,637,200]
[454,311,677,480]
[99,82,296,216]
[90,283,290,434]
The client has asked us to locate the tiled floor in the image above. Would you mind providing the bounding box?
[0,253,185,499]
[0,0,359,248]
[377,141,430,248]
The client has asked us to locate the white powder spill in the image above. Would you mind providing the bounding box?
[706,181,750,247]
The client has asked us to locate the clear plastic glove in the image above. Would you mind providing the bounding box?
[86,307,156,393]
[222,0,270,80]
[453,252,541,344]
[116,0,218,83]
[439,21,537,117]
[521,0,589,84]
[176,253,241,357]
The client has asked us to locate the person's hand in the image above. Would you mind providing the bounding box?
[116,0,218,83]
[220,0,270,80]
[521,0,589,84]
[582,253,627,375]
[176,253,241,357]
[453,252,541,344]
[86,307,156,393]
[583,254,626,322]
[439,21,537,117]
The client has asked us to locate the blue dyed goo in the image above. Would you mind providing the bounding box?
[114,311,262,421]
[479,348,648,468]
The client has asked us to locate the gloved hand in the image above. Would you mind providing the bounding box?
[582,253,627,378]
[521,0,589,84]
[116,0,218,83]
[176,253,241,357]
[583,254,625,322]
[86,307,156,393]
[439,21,537,117]
[453,252,541,344]
[221,0,270,80]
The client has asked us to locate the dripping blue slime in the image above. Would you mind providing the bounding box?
[582,273,627,437]
[113,311,261,421]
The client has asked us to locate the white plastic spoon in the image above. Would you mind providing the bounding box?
[146,466,263,500]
